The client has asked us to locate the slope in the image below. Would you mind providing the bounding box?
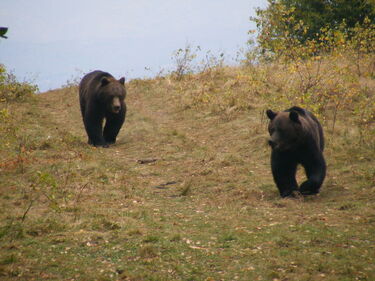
[0,70,374,281]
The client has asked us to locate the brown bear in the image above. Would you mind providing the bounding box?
[79,70,126,147]
[266,106,326,197]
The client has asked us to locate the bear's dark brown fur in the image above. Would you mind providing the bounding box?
[266,106,326,197]
[79,70,126,147]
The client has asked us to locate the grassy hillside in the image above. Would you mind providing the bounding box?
[0,63,374,280]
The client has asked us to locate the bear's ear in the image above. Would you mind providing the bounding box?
[266,109,277,120]
[289,111,300,123]
[100,77,110,87]
[118,77,125,85]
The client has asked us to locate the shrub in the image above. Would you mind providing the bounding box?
[245,12,375,143]
[171,44,200,80]
[0,64,38,102]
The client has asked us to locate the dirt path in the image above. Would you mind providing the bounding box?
[38,82,273,205]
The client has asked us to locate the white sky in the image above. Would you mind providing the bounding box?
[0,0,267,91]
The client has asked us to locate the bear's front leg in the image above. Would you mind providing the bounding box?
[103,110,125,145]
[300,152,326,195]
[271,151,299,197]
[84,113,107,147]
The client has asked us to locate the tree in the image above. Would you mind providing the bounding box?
[252,0,375,53]
[0,27,8,39]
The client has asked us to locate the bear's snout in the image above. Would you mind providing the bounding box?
[111,97,121,113]
[113,105,121,113]
[268,140,276,149]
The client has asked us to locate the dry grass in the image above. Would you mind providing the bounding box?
[0,63,374,280]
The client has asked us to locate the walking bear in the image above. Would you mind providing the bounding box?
[266,106,326,197]
[79,70,126,147]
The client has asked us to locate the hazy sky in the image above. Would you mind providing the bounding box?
[0,0,267,92]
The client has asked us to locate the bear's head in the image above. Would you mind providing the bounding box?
[266,109,304,151]
[98,76,126,114]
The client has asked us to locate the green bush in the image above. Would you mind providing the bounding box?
[0,64,38,102]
